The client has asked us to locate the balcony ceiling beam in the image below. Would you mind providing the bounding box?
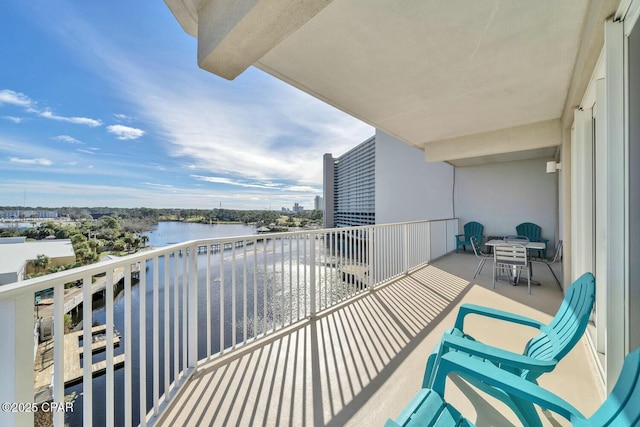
[422,119,561,165]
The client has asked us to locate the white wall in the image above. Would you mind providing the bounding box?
[455,158,558,242]
[375,130,454,224]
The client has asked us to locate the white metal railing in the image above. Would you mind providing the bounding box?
[0,218,457,427]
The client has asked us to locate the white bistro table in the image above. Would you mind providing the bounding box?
[484,239,546,285]
[484,239,546,251]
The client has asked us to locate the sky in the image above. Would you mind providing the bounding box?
[0,2,373,210]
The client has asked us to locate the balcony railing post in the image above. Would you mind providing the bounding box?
[309,233,316,318]
[0,294,34,426]
[187,245,198,369]
[368,227,375,290]
[427,221,432,262]
[404,223,409,274]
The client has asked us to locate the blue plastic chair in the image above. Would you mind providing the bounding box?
[386,347,640,426]
[515,222,549,259]
[455,222,483,253]
[422,272,595,426]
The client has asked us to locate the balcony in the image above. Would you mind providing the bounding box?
[0,220,601,426]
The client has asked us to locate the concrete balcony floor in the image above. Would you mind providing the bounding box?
[157,252,603,426]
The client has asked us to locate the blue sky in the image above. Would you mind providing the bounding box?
[0,2,372,210]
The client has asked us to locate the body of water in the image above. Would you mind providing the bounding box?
[144,221,257,247]
[63,221,345,426]
[65,222,258,426]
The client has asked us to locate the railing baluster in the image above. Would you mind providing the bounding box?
[243,240,247,344]
[310,233,316,317]
[254,238,258,340]
[206,245,211,358]
[272,238,276,331]
[106,268,115,427]
[164,255,170,397]
[173,252,179,382]
[124,265,132,427]
[153,257,159,415]
[289,237,293,324]
[263,239,268,335]
[303,235,307,318]
[53,283,65,427]
[296,237,300,321]
[182,251,187,367]
[139,264,148,426]
[82,274,93,426]
[188,244,198,368]
[220,246,224,353]
[232,243,237,348]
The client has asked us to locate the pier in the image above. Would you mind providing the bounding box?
[34,325,124,403]
[174,239,258,256]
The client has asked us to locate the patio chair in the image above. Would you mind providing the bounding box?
[421,272,595,427]
[386,347,640,427]
[470,236,492,279]
[455,221,483,253]
[531,240,563,290]
[493,243,531,294]
[515,222,549,259]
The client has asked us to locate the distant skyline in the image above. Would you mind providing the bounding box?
[0,2,372,210]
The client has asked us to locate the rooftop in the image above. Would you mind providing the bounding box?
[0,239,75,275]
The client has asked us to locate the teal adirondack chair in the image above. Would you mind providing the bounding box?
[455,222,483,253]
[422,272,595,427]
[386,347,640,426]
[515,222,549,259]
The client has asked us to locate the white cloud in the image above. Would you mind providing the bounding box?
[0,90,33,107]
[284,185,320,193]
[76,148,99,155]
[0,178,306,210]
[113,113,132,121]
[9,157,53,166]
[54,135,83,144]
[2,116,23,123]
[39,109,102,127]
[143,182,174,188]
[0,89,102,127]
[191,175,283,189]
[44,15,372,187]
[107,124,145,140]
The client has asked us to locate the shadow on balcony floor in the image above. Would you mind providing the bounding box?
[156,254,600,427]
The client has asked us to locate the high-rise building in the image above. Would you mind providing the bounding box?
[323,137,376,228]
[314,195,323,211]
[324,131,454,229]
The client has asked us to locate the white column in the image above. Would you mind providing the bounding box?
[605,18,626,393]
[571,107,594,280]
[595,78,608,354]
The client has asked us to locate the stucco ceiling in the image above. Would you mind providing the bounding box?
[256,0,589,149]
[166,0,605,165]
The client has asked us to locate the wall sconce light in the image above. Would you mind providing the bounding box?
[546,161,561,173]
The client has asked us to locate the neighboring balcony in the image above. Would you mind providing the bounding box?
[0,220,601,426]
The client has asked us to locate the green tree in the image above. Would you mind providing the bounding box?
[31,254,50,273]
[112,239,126,253]
[99,216,120,230]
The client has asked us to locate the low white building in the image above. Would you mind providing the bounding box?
[0,237,76,285]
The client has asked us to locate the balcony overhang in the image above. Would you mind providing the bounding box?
[165,1,619,164]
[164,0,334,80]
